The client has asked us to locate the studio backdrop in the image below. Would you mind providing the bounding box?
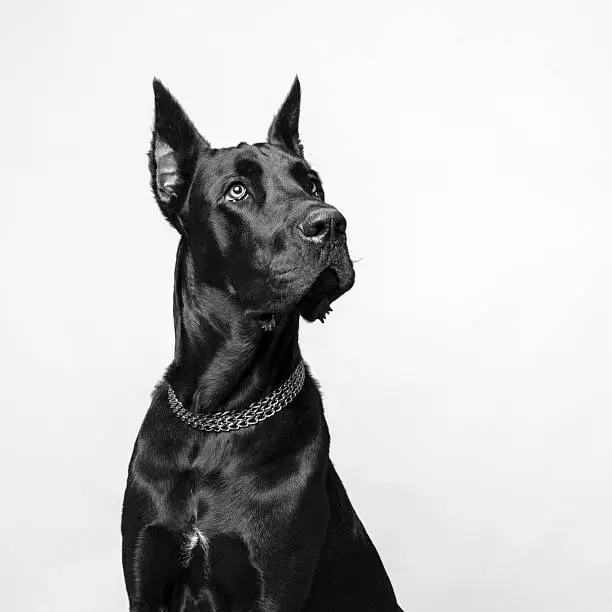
[1,1,611,610]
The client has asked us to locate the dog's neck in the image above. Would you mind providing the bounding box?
[165,240,302,415]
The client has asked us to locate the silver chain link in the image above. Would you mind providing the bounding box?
[166,360,305,432]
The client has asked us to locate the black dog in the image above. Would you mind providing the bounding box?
[122,77,402,611]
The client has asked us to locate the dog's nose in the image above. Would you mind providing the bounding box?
[298,207,347,244]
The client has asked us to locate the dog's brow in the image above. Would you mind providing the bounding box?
[235,158,263,180]
[234,157,266,204]
[290,162,318,185]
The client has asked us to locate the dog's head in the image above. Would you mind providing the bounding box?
[149,77,354,326]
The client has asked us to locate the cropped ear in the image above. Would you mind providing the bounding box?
[267,76,303,156]
[148,79,209,226]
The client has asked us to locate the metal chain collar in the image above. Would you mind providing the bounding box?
[166,360,305,433]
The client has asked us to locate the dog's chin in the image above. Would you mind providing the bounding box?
[248,256,354,330]
[297,266,353,323]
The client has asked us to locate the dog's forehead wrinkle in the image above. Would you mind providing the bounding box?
[252,142,305,170]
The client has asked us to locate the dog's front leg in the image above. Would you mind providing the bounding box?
[126,524,196,611]
[254,492,330,612]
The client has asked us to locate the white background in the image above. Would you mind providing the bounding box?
[1,1,611,610]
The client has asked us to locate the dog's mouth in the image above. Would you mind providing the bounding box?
[296,267,340,323]
[253,268,341,331]
[251,247,355,330]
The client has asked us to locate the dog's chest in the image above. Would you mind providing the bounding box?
[129,425,324,606]
[131,425,319,534]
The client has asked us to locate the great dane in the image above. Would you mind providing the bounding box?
[121,77,402,611]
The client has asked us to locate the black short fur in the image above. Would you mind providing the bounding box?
[121,77,403,611]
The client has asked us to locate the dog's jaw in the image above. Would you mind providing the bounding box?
[253,249,354,330]
[296,263,352,324]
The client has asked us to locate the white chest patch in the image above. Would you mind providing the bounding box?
[180,526,210,568]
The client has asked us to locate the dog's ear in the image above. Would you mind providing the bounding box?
[149,79,209,226]
[267,76,303,156]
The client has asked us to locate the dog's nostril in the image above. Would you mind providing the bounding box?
[310,220,328,237]
[299,215,329,239]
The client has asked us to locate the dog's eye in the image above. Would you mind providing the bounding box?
[308,180,321,198]
[225,183,248,201]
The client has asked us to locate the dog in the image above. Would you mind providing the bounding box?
[121,77,402,611]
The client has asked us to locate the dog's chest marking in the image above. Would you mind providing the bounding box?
[181,525,210,568]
